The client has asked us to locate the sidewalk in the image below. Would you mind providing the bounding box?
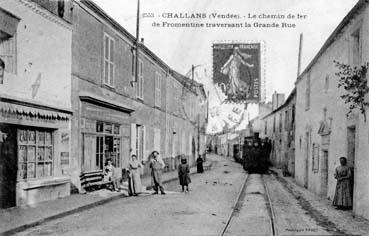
[270,167,369,236]
[0,159,213,236]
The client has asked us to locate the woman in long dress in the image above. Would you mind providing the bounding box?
[129,154,143,196]
[333,157,352,209]
[196,156,204,173]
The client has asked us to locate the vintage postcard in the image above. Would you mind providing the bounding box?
[0,0,368,235]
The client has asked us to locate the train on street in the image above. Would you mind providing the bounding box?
[233,134,272,174]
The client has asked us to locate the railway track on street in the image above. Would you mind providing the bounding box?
[219,172,277,236]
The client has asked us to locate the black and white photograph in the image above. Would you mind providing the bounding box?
[1,0,369,235]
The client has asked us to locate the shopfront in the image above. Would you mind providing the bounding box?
[0,98,72,208]
[79,96,133,174]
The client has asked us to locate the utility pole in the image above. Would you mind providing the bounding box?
[297,33,303,77]
[132,0,140,85]
[197,113,200,159]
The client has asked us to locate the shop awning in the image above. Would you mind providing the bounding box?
[79,93,135,113]
[0,100,71,120]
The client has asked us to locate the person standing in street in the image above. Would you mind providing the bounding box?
[149,151,166,195]
[128,154,143,196]
[178,157,191,192]
[196,155,204,173]
[333,157,352,210]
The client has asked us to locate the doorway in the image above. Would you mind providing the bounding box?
[347,126,356,207]
[321,150,329,197]
[0,124,17,208]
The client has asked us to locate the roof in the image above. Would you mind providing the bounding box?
[295,0,368,84]
[79,0,204,95]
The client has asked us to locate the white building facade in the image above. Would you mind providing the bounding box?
[295,0,369,219]
[0,0,72,208]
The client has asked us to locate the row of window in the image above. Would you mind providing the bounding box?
[103,34,162,107]
[0,33,163,106]
[304,27,362,111]
[265,105,295,135]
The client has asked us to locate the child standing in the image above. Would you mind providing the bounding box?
[112,166,122,192]
[178,157,191,192]
[104,159,114,181]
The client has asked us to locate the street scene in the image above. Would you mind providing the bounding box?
[2,0,369,235]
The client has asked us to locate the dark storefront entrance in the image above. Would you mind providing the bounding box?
[0,124,17,208]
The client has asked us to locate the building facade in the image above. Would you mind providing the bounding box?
[295,0,369,219]
[70,0,207,191]
[261,89,296,175]
[0,0,73,208]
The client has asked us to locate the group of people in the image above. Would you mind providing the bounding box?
[103,151,205,196]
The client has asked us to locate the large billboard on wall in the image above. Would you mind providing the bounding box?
[212,43,261,103]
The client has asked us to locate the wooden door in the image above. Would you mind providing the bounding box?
[321,150,329,197]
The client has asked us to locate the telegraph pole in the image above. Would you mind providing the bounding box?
[197,113,200,159]
[133,0,140,85]
[297,33,303,77]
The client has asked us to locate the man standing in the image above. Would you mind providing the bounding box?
[149,151,166,195]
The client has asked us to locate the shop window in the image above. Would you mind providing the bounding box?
[18,129,53,180]
[96,121,104,133]
[95,122,121,170]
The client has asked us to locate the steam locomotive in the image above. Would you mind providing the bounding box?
[233,134,271,174]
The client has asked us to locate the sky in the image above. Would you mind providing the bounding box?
[94,0,358,99]
[93,0,358,133]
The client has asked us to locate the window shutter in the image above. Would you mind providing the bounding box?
[130,123,136,156]
[82,133,96,172]
[142,126,147,161]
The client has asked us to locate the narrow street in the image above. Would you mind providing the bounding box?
[14,155,246,236]
[11,155,369,236]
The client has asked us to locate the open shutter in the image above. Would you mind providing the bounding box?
[130,123,136,156]
[82,133,96,172]
[142,126,146,161]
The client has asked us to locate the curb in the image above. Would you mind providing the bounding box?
[2,161,214,236]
